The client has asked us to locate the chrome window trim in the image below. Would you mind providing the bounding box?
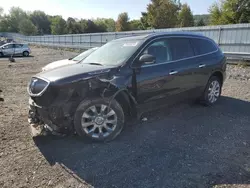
[130,35,219,68]
[27,76,50,97]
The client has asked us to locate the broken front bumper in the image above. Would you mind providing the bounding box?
[28,98,66,137]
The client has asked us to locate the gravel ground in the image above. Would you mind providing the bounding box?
[0,47,250,188]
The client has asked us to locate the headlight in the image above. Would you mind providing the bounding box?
[28,77,50,97]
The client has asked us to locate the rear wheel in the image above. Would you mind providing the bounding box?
[23,51,29,57]
[201,76,222,106]
[0,52,3,57]
[74,98,125,142]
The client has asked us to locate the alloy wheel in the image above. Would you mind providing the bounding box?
[208,80,220,103]
[81,104,117,139]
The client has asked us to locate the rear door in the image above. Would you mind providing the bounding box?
[166,37,198,98]
[190,38,219,91]
[14,44,24,55]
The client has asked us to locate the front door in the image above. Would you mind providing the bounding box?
[2,44,14,56]
[133,38,184,107]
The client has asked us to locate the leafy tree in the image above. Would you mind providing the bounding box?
[209,0,250,25]
[85,19,106,33]
[30,11,51,34]
[146,0,181,29]
[193,14,210,25]
[7,7,27,32]
[78,19,88,33]
[178,3,194,27]
[209,2,225,25]
[140,12,151,30]
[116,12,130,31]
[19,19,37,35]
[66,17,80,34]
[0,17,10,32]
[94,18,115,32]
[0,7,3,17]
[129,19,143,30]
[50,16,67,35]
[103,18,116,32]
[196,18,206,26]
[222,0,250,23]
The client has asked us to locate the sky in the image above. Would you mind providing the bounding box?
[1,0,216,20]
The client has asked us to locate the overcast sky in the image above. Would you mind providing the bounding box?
[1,0,216,20]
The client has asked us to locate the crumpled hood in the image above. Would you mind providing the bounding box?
[36,63,114,82]
[42,59,76,71]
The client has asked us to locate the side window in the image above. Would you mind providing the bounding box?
[168,38,194,60]
[141,39,172,64]
[5,44,14,49]
[191,38,217,55]
[14,44,23,48]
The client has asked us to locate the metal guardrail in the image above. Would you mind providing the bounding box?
[224,52,250,61]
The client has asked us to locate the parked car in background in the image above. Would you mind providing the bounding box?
[42,47,99,71]
[0,43,31,57]
[28,32,226,142]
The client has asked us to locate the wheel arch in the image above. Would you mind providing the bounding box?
[69,80,138,119]
[23,50,29,56]
[210,70,224,85]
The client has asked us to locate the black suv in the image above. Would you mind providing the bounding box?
[27,32,227,142]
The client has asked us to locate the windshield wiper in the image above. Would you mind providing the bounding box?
[87,63,103,66]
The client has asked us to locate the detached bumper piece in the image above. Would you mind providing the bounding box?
[28,98,66,137]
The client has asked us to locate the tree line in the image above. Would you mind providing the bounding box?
[0,0,249,36]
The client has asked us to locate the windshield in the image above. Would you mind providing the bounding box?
[80,40,143,66]
[72,48,97,61]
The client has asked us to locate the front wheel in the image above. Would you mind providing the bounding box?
[201,76,222,106]
[74,98,125,142]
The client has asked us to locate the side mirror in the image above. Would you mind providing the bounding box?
[139,54,156,65]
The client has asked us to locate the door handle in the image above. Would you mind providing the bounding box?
[169,70,178,75]
[199,64,206,68]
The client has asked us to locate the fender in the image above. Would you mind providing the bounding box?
[86,76,138,117]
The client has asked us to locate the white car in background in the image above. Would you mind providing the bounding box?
[42,47,99,71]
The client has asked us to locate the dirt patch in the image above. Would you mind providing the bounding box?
[0,47,250,188]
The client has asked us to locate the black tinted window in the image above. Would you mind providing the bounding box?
[191,38,217,55]
[142,39,172,64]
[168,38,194,60]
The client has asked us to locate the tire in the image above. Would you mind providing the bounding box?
[0,52,3,57]
[74,97,125,142]
[23,51,29,57]
[200,76,222,106]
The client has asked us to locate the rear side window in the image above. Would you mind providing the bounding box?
[191,38,217,55]
[14,44,23,48]
[168,38,194,61]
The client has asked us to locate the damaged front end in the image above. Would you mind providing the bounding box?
[27,68,136,137]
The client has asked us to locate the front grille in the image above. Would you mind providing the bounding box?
[28,77,49,96]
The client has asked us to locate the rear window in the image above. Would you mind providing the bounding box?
[191,38,217,55]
